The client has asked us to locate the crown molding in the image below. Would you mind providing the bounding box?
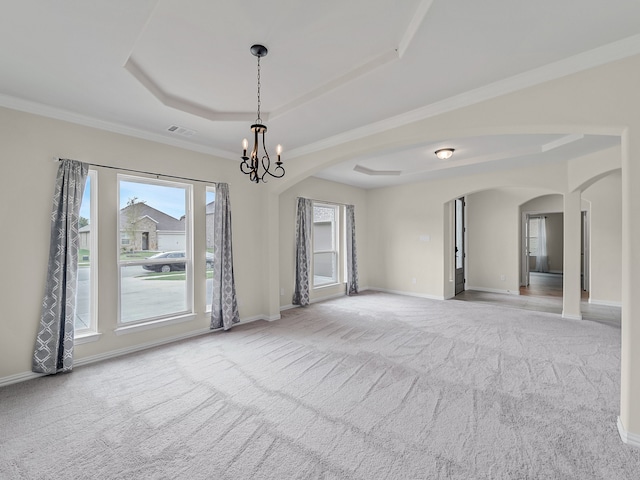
[0,93,237,160]
[398,0,436,58]
[353,164,401,176]
[2,34,639,164]
[270,49,398,121]
[287,34,640,160]
[124,58,258,123]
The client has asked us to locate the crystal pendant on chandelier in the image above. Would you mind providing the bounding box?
[240,44,284,184]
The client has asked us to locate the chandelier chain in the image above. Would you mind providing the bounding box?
[256,56,261,122]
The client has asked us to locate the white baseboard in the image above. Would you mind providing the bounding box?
[280,292,345,309]
[74,327,213,368]
[367,287,445,301]
[589,299,622,307]
[311,291,347,304]
[466,286,520,296]
[562,311,583,320]
[279,287,373,312]
[0,313,274,388]
[618,417,640,449]
[0,371,45,388]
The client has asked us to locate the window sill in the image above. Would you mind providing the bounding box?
[114,313,196,336]
[313,282,343,290]
[74,332,102,345]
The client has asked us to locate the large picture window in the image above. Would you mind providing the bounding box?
[76,169,97,336]
[205,186,215,308]
[313,203,340,287]
[118,176,192,324]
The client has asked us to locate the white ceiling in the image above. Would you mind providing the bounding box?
[0,0,636,188]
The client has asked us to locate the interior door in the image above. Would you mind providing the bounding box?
[454,197,465,295]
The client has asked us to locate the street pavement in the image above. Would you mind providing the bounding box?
[75,265,213,328]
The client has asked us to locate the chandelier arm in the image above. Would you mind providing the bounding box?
[240,159,253,175]
[269,164,286,179]
[251,129,259,164]
[261,131,271,179]
[259,154,270,181]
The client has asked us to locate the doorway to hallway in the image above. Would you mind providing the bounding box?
[520,272,563,297]
[454,197,465,296]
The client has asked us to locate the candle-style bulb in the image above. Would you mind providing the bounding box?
[276,144,282,156]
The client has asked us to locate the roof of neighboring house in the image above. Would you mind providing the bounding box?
[120,203,184,232]
[206,200,215,215]
[79,224,90,233]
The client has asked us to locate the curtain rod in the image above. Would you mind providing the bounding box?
[297,196,352,207]
[53,157,218,185]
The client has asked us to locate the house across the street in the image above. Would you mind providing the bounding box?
[80,202,186,252]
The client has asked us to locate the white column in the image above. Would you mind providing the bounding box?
[619,128,640,445]
[562,190,582,320]
[264,191,281,321]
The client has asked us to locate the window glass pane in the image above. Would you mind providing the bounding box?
[313,204,338,286]
[120,264,188,323]
[529,217,540,255]
[118,177,190,323]
[119,180,186,253]
[76,174,92,332]
[206,187,215,307]
[313,222,333,250]
[314,252,337,286]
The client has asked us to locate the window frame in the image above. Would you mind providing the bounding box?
[312,202,342,288]
[115,175,194,330]
[75,169,100,343]
[205,186,216,311]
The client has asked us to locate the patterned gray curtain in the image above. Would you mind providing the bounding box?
[292,197,313,306]
[33,159,88,374]
[346,204,359,295]
[211,183,240,330]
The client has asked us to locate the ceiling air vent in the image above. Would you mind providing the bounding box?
[167,125,197,137]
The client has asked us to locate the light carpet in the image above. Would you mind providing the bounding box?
[1,291,639,479]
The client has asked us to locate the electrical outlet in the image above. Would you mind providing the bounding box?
[412,278,417,284]
[500,275,506,282]
[280,288,284,296]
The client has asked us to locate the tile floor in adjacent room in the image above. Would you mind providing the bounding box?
[453,272,621,328]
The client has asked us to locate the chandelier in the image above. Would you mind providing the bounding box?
[240,44,284,183]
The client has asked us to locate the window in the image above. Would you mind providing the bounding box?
[528,216,540,256]
[313,203,340,287]
[118,176,192,324]
[205,186,215,308]
[76,170,97,337]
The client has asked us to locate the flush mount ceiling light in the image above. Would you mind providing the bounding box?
[240,44,284,184]
[435,148,455,160]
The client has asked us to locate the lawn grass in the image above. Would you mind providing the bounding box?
[137,270,214,281]
[120,251,159,261]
